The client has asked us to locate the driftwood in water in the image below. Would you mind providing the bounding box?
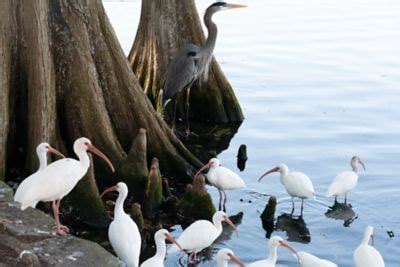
[260,196,276,238]
[237,144,248,171]
[128,0,244,124]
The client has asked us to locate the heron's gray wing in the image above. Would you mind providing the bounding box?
[163,44,200,101]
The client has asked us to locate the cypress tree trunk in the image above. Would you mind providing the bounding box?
[0,0,202,219]
[128,0,244,123]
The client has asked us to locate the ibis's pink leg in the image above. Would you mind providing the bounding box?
[301,199,304,216]
[344,193,348,205]
[52,200,67,235]
[52,199,69,234]
[188,251,195,263]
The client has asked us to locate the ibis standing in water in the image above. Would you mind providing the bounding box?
[195,158,245,211]
[162,2,247,135]
[353,226,385,267]
[247,236,298,267]
[14,143,65,210]
[19,137,114,235]
[259,163,315,215]
[326,156,365,204]
[167,211,237,263]
[140,229,182,267]
[101,182,141,267]
[297,251,338,267]
[216,248,245,267]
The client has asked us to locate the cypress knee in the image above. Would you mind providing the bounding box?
[143,158,163,219]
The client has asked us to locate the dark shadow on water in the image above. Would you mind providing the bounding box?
[276,213,311,244]
[325,200,358,227]
[178,122,241,162]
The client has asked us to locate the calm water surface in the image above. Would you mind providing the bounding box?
[104,0,400,266]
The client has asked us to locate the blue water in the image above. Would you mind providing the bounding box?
[104,0,400,265]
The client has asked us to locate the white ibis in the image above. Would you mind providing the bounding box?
[140,229,182,267]
[353,226,385,267]
[14,143,65,210]
[297,251,337,267]
[101,182,141,267]
[167,211,237,263]
[248,236,298,267]
[326,156,365,204]
[258,163,315,215]
[195,158,245,211]
[216,248,245,267]
[23,137,114,235]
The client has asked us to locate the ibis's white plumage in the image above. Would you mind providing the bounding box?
[205,158,246,190]
[216,248,244,267]
[168,211,234,255]
[141,229,181,267]
[247,236,298,267]
[353,226,385,267]
[107,183,141,267]
[297,251,337,267]
[14,143,64,210]
[326,156,365,201]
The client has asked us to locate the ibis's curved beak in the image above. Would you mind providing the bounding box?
[279,240,299,262]
[166,234,183,251]
[258,166,279,182]
[100,185,118,198]
[227,3,248,9]
[87,144,115,173]
[228,253,245,267]
[195,162,212,177]
[48,146,66,159]
[224,216,238,236]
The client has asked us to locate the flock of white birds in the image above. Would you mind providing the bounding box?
[12,139,385,266]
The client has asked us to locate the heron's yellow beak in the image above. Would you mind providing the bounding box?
[227,3,248,9]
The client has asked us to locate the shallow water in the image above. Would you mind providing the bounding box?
[104,0,400,266]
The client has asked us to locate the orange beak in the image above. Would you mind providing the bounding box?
[227,3,248,9]
[100,185,118,198]
[166,234,183,251]
[258,166,279,182]
[279,240,299,262]
[224,216,238,236]
[87,144,115,173]
[194,162,212,177]
[228,253,245,266]
[48,146,65,159]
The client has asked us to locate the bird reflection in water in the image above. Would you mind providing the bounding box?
[325,200,358,227]
[276,213,311,244]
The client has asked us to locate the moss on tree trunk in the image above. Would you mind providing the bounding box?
[0,0,202,221]
[128,0,244,124]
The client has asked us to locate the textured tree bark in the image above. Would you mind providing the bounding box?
[128,0,244,123]
[0,0,202,220]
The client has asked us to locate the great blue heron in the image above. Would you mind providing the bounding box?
[162,2,247,135]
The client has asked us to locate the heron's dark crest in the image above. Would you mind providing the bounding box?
[209,2,228,8]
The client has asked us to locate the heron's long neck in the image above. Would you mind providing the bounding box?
[217,258,228,267]
[203,10,218,55]
[37,152,47,171]
[267,244,278,264]
[114,190,127,218]
[154,237,167,260]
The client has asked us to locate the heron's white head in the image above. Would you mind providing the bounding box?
[216,248,244,267]
[194,158,220,177]
[154,229,183,251]
[269,236,299,260]
[73,137,115,172]
[36,142,65,158]
[207,2,247,13]
[258,163,288,182]
[351,156,365,172]
[213,211,238,234]
[363,226,375,246]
